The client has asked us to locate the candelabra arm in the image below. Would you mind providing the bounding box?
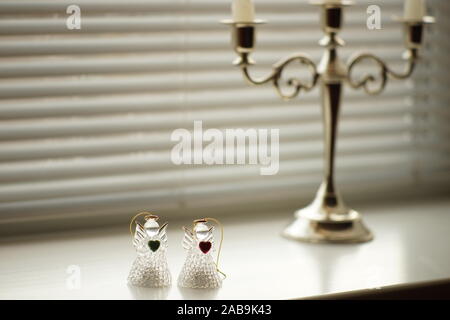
[221,19,319,100]
[240,53,319,100]
[347,15,435,95]
[347,49,417,95]
[239,59,275,86]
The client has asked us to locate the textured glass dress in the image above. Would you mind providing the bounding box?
[127,217,171,287]
[178,221,222,289]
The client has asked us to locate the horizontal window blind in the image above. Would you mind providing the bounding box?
[412,0,450,188]
[0,0,448,231]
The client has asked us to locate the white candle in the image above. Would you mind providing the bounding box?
[404,0,426,20]
[232,0,255,22]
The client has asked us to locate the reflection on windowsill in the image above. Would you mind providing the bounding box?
[127,285,170,300]
[178,287,220,300]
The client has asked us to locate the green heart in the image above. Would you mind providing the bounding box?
[148,240,160,252]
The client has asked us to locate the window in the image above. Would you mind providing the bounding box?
[0,0,448,232]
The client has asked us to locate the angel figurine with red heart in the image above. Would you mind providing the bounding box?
[127,213,171,287]
[178,218,224,289]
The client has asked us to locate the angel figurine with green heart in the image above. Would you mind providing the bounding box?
[128,213,171,287]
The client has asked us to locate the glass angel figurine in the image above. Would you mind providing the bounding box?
[178,218,224,289]
[127,213,171,287]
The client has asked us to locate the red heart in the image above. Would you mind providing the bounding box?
[199,241,212,254]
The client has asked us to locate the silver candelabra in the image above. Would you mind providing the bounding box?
[223,0,434,243]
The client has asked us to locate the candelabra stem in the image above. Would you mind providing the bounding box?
[282,2,373,243]
[322,82,340,194]
[282,82,373,243]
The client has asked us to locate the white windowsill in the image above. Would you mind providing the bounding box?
[1,197,450,300]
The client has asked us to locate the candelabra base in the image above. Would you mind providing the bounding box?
[282,215,373,243]
[282,184,373,243]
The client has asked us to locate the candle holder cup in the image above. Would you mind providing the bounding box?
[221,19,266,66]
[222,0,435,243]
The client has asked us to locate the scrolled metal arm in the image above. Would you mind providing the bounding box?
[347,50,416,95]
[240,53,319,100]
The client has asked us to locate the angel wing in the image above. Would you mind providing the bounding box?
[158,222,168,245]
[204,226,215,250]
[182,226,194,250]
[204,226,214,241]
[133,221,146,248]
